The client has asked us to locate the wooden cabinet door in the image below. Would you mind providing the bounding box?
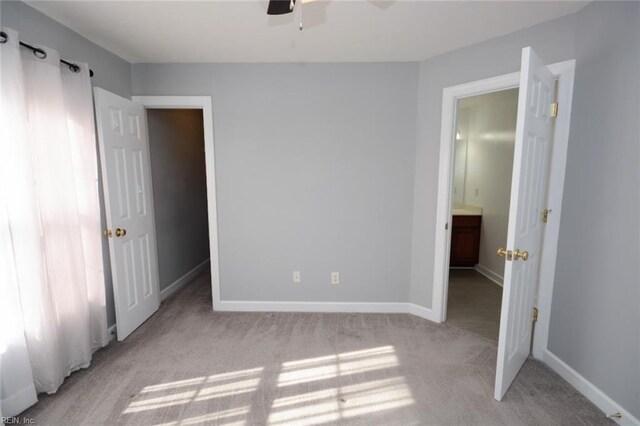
[450,215,481,267]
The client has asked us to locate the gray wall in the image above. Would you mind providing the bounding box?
[1,1,132,327]
[147,109,210,291]
[132,63,418,302]
[548,1,640,419]
[410,13,577,308]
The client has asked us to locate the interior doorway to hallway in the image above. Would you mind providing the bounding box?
[146,108,211,303]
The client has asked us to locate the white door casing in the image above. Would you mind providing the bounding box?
[94,88,160,341]
[131,96,221,312]
[494,47,555,400]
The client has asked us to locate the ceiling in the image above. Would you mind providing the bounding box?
[26,0,588,64]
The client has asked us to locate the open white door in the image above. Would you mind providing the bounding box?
[94,88,160,341]
[494,47,556,400]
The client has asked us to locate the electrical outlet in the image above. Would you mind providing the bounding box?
[293,271,301,283]
[331,272,340,285]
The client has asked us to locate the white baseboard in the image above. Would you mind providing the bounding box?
[214,301,408,313]
[474,264,503,287]
[408,303,439,322]
[543,350,639,426]
[161,259,210,302]
[213,300,438,322]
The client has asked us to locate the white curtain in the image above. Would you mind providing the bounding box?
[0,28,108,418]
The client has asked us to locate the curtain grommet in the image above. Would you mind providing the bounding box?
[33,47,47,59]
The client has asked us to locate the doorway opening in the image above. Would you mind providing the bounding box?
[95,93,220,340]
[146,108,210,302]
[132,95,222,312]
[431,59,575,359]
[447,88,519,341]
[430,50,576,400]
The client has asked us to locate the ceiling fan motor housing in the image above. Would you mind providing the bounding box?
[267,0,296,15]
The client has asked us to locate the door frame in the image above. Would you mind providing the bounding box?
[431,59,576,360]
[132,96,221,311]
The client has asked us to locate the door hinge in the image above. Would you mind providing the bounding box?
[445,222,449,230]
[542,208,552,223]
[532,307,539,323]
[550,102,559,118]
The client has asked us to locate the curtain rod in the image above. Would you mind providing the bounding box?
[0,31,95,77]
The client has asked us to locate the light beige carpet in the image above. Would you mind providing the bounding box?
[21,273,611,425]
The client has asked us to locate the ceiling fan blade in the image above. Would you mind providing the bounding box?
[267,0,296,15]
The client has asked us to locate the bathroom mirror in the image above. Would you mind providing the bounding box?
[452,88,519,215]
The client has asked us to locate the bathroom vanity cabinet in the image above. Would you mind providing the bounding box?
[450,215,482,267]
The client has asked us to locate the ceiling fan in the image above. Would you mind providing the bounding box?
[267,0,317,30]
[267,0,298,16]
[267,0,393,30]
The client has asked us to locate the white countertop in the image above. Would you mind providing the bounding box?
[452,204,483,216]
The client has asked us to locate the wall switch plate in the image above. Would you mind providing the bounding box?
[293,271,301,283]
[331,272,340,284]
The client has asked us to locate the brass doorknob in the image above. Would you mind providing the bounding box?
[497,247,513,261]
[513,249,529,261]
[115,228,127,237]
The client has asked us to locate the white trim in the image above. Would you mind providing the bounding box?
[532,59,576,360]
[474,264,503,287]
[132,96,222,314]
[160,259,210,301]
[544,350,640,426]
[107,324,117,343]
[407,303,438,322]
[430,59,576,356]
[213,301,437,321]
[0,382,37,418]
[214,301,409,313]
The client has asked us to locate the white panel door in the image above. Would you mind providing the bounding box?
[494,47,555,400]
[94,88,160,341]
